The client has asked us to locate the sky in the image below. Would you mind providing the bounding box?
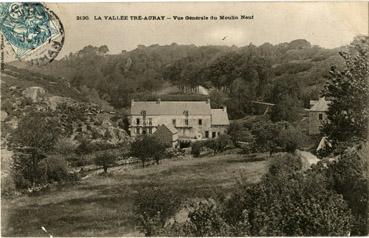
[8,2,369,59]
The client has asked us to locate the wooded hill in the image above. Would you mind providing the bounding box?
[10,39,346,119]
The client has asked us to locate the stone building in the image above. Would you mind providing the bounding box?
[308,97,330,135]
[128,99,229,146]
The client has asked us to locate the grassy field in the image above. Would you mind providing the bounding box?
[2,153,268,237]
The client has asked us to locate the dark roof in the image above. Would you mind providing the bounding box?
[131,101,211,115]
[154,124,177,135]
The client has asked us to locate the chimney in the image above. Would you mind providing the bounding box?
[223,106,227,112]
[131,99,135,106]
[156,98,161,104]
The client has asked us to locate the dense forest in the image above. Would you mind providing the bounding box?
[11,39,345,119]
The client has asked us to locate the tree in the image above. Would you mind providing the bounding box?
[9,111,61,187]
[94,150,117,173]
[270,77,302,122]
[322,36,369,143]
[133,186,182,236]
[228,121,254,147]
[163,154,352,236]
[204,134,232,155]
[229,78,254,118]
[209,90,227,109]
[325,144,368,235]
[131,135,166,167]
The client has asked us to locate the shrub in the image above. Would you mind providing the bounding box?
[203,134,232,155]
[325,145,368,235]
[1,175,16,197]
[173,199,233,236]
[54,137,78,155]
[191,141,203,157]
[39,157,70,183]
[162,154,352,236]
[131,135,166,167]
[133,186,182,236]
[252,121,306,153]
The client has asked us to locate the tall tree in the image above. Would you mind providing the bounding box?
[270,77,302,122]
[322,36,369,143]
[9,111,61,187]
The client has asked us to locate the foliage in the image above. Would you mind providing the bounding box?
[94,150,117,173]
[173,199,233,236]
[228,121,254,147]
[163,154,351,236]
[322,36,369,143]
[133,186,182,236]
[325,144,368,235]
[39,157,74,183]
[204,134,233,154]
[209,90,228,109]
[9,111,61,153]
[16,39,341,119]
[191,141,203,157]
[54,137,78,155]
[270,77,302,122]
[9,111,62,187]
[252,121,305,153]
[131,135,166,167]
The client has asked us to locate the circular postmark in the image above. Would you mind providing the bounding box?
[0,3,64,65]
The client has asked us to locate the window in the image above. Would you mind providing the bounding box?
[172,119,176,126]
[198,119,202,125]
[136,127,140,134]
[212,132,216,138]
[149,128,152,134]
[205,131,209,138]
[185,119,189,126]
[318,113,323,120]
[142,129,147,134]
[136,118,140,125]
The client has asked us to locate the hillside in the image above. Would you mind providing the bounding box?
[9,40,346,118]
[1,66,130,175]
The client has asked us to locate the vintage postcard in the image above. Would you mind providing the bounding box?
[1,2,368,237]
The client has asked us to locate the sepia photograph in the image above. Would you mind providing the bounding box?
[0,1,368,236]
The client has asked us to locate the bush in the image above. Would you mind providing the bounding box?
[131,135,166,167]
[203,134,232,155]
[133,186,182,236]
[325,145,368,235]
[191,141,203,157]
[171,199,233,236]
[162,154,352,236]
[39,157,71,183]
[1,175,16,197]
[252,121,306,153]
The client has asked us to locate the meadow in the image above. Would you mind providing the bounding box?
[2,153,268,237]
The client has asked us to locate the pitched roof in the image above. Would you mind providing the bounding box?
[130,100,211,115]
[310,97,330,112]
[211,109,230,126]
[154,124,177,135]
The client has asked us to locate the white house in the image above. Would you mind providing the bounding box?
[128,98,230,146]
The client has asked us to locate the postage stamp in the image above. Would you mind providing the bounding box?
[0,2,64,65]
